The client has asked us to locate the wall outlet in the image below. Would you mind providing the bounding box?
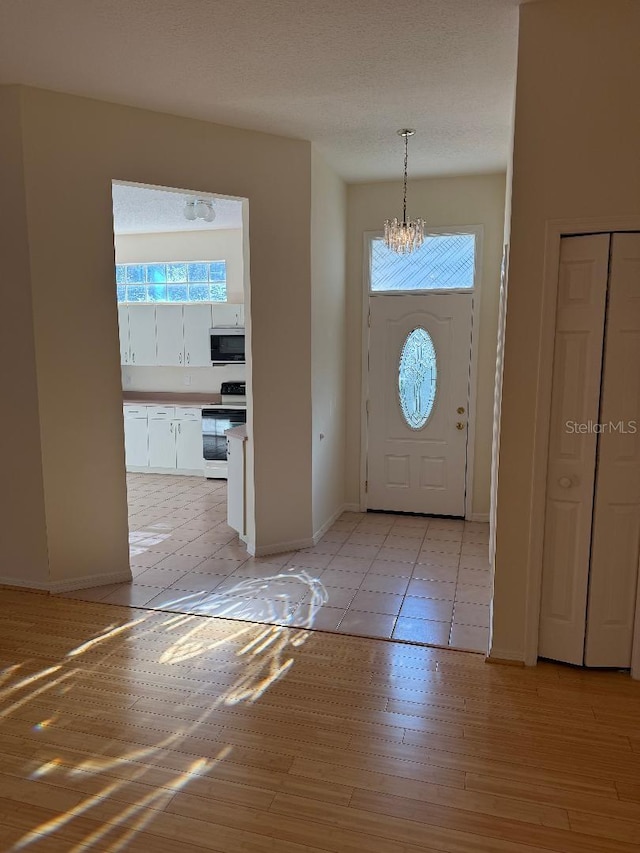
[183,373,192,386]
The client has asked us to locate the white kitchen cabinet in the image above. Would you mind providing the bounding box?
[155,306,184,366]
[227,432,246,536]
[117,306,130,364]
[212,303,244,328]
[128,305,156,366]
[148,412,177,468]
[123,407,148,467]
[176,417,204,470]
[183,304,213,366]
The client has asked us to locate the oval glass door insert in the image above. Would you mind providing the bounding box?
[398,327,437,429]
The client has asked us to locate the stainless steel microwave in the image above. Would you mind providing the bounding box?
[210,327,245,364]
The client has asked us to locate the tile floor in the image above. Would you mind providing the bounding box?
[59,473,491,653]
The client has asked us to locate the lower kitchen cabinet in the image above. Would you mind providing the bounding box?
[124,414,149,467]
[123,405,204,475]
[227,432,246,536]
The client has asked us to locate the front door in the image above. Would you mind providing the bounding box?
[367,293,473,516]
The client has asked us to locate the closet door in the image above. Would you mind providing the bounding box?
[585,233,640,667]
[539,234,610,665]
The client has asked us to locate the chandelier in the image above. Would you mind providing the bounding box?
[184,197,216,223]
[384,129,425,254]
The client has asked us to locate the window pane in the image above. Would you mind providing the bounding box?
[125,265,145,284]
[115,265,125,284]
[167,263,187,283]
[126,285,147,302]
[209,283,228,302]
[116,285,126,303]
[188,284,209,302]
[147,284,167,302]
[399,328,437,429]
[188,262,208,282]
[146,263,167,283]
[167,284,188,302]
[209,261,226,282]
[371,234,476,291]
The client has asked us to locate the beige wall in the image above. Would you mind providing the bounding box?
[0,87,50,587]
[4,84,314,586]
[311,148,347,534]
[115,228,245,303]
[493,0,640,660]
[346,174,506,516]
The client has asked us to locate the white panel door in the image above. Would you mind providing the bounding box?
[367,293,472,516]
[539,235,610,665]
[183,305,213,366]
[117,306,130,364]
[124,416,148,467]
[156,306,184,366]
[585,233,640,667]
[176,417,204,470]
[128,305,157,366]
[148,418,177,468]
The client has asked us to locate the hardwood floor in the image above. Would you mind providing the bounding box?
[1,588,640,852]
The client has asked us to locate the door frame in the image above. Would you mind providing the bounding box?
[359,225,484,520]
[523,216,640,678]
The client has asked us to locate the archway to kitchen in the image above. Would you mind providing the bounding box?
[108,181,254,609]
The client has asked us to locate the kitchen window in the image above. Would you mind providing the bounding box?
[116,261,227,303]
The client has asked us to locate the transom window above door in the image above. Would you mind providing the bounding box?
[116,261,227,303]
[370,232,476,292]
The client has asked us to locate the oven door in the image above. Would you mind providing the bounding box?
[210,328,245,363]
[202,408,247,478]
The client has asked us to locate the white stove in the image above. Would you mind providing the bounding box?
[202,382,246,478]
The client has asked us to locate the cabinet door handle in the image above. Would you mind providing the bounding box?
[132,352,136,363]
[178,422,182,434]
[186,353,190,364]
[179,352,183,364]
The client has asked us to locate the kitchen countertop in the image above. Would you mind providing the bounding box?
[123,391,222,407]
[225,424,247,441]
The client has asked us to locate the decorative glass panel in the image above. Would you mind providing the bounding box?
[210,283,228,302]
[209,261,226,282]
[115,265,125,285]
[146,263,167,283]
[125,264,144,284]
[188,262,208,282]
[147,284,167,302]
[398,328,437,430]
[167,284,188,302]
[167,262,187,283]
[126,284,146,302]
[371,233,475,291]
[116,285,126,303]
[188,284,209,302]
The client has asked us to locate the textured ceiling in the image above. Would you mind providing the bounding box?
[0,0,520,181]
[112,183,243,234]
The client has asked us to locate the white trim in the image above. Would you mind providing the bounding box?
[524,215,640,668]
[250,538,315,557]
[0,577,51,591]
[0,569,133,593]
[468,513,490,523]
[342,502,361,513]
[360,226,484,519]
[487,647,525,664]
[312,504,350,544]
[126,466,206,476]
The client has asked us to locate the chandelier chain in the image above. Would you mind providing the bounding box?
[402,132,409,225]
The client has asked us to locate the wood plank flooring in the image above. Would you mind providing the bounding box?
[0,587,639,852]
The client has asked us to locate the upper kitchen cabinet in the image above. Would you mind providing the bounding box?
[183,305,214,366]
[118,305,156,366]
[155,305,184,366]
[212,304,244,327]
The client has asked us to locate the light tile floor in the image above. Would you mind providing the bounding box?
[59,474,491,653]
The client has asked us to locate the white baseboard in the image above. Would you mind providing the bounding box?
[49,570,133,593]
[342,502,362,513]
[487,646,526,665]
[312,504,349,545]
[127,466,205,477]
[467,513,490,523]
[0,576,51,591]
[0,570,132,593]
[251,538,315,558]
